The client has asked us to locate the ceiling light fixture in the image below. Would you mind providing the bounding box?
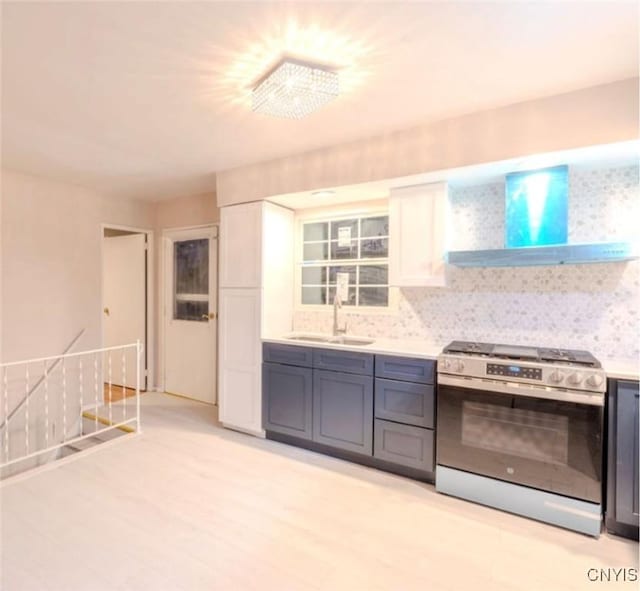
[252,58,339,119]
[311,189,336,198]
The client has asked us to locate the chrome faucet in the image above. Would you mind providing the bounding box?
[333,293,347,336]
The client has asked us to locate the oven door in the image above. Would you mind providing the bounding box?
[436,375,603,503]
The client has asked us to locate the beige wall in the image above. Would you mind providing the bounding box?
[216,78,639,206]
[0,170,156,363]
[154,192,218,230]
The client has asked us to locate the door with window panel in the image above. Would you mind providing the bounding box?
[301,215,389,308]
[164,227,218,403]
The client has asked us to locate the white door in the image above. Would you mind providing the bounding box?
[164,227,217,404]
[103,233,147,389]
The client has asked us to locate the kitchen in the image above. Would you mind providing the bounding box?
[1,2,638,589]
[217,139,639,543]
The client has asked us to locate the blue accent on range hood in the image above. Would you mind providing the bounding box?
[446,242,638,268]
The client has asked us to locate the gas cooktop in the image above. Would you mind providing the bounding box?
[442,340,601,368]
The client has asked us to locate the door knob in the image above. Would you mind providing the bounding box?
[201,312,216,320]
[104,307,110,316]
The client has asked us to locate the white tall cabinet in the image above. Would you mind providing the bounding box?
[389,181,448,287]
[218,201,294,435]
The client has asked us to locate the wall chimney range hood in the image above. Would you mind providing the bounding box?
[445,164,638,268]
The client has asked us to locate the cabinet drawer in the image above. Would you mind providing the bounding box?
[263,343,313,367]
[313,348,374,376]
[375,355,435,384]
[375,378,434,428]
[374,419,434,473]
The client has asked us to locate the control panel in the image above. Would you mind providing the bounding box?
[486,363,542,380]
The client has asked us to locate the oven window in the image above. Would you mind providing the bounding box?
[437,384,603,503]
[462,401,569,465]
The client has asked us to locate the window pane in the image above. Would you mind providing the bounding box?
[175,300,208,321]
[361,237,388,258]
[303,242,328,261]
[174,239,209,295]
[361,216,389,238]
[302,266,326,285]
[304,222,328,242]
[328,265,357,285]
[328,286,356,306]
[330,240,358,260]
[359,287,388,307]
[330,219,359,241]
[359,265,388,285]
[302,286,326,305]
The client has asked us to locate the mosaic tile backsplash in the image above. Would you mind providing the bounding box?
[293,165,640,365]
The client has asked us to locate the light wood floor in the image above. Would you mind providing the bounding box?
[103,383,137,403]
[1,393,636,591]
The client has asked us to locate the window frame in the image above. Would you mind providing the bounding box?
[294,208,397,314]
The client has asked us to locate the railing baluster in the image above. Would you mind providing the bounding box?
[79,359,84,435]
[43,361,49,449]
[25,364,30,454]
[93,355,99,432]
[122,350,126,419]
[108,353,113,425]
[3,369,9,462]
[62,359,67,442]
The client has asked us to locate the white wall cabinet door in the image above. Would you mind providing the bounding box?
[218,288,263,434]
[389,182,448,287]
[219,202,263,288]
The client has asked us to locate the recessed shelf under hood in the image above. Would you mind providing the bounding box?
[445,242,639,268]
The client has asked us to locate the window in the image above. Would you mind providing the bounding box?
[300,214,389,308]
[173,239,209,321]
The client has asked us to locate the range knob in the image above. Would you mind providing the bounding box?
[586,374,604,388]
[567,373,583,386]
[454,360,465,373]
[441,359,452,370]
[549,370,564,384]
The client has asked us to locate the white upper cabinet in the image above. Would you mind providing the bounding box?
[219,202,263,288]
[389,182,448,287]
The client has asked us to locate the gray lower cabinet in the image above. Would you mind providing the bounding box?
[606,379,639,540]
[263,363,313,440]
[313,369,373,456]
[374,419,435,472]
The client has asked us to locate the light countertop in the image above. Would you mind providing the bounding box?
[262,333,441,360]
[262,333,640,381]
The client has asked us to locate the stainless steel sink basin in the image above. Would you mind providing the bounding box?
[285,334,374,346]
[329,336,375,346]
[285,335,331,343]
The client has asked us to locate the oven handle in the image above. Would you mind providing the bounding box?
[437,374,604,407]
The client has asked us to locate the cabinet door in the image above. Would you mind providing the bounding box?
[219,203,263,288]
[263,363,313,440]
[218,289,262,433]
[313,370,373,456]
[616,381,640,526]
[389,182,447,287]
[374,419,434,473]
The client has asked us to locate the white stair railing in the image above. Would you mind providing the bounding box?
[0,341,143,472]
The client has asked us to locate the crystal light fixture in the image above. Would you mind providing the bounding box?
[252,58,339,119]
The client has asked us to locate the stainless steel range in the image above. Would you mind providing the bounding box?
[435,341,606,537]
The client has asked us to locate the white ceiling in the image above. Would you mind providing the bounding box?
[2,1,637,201]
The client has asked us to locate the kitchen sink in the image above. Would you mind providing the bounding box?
[285,334,375,346]
[285,335,331,343]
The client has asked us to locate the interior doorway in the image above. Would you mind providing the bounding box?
[102,226,150,396]
[162,226,218,404]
